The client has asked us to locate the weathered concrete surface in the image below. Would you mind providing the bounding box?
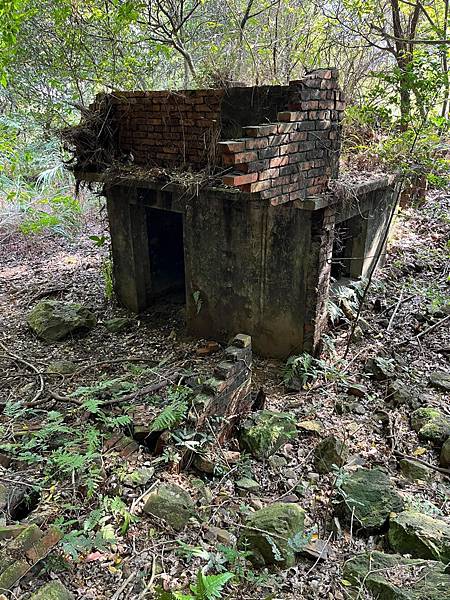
[103,174,396,358]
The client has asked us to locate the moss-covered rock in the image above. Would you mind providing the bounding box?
[143,483,197,531]
[27,300,96,341]
[411,408,450,445]
[239,502,305,567]
[387,380,415,407]
[337,468,404,531]
[47,360,77,374]
[30,581,74,600]
[104,317,133,333]
[239,410,297,459]
[0,559,29,591]
[123,467,155,487]
[440,438,450,468]
[235,477,261,496]
[343,550,450,599]
[314,435,348,474]
[399,458,432,482]
[388,510,450,563]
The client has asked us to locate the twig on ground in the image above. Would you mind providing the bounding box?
[387,288,404,331]
[379,293,415,316]
[111,570,138,600]
[416,314,450,340]
[137,555,157,600]
[49,368,183,406]
[393,450,450,477]
[0,340,45,405]
[305,532,334,577]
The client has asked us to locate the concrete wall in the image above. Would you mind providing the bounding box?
[104,181,333,358]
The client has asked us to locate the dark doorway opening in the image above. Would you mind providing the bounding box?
[331,221,352,280]
[146,207,185,299]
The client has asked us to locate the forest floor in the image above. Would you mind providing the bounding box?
[0,190,449,600]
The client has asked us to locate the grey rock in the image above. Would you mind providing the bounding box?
[387,380,414,407]
[365,356,396,381]
[430,371,450,392]
[29,581,74,600]
[411,408,450,445]
[314,436,348,474]
[47,360,77,375]
[344,550,450,599]
[143,483,197,531]
[440,438,450,468]
[268,455,288,470]
[235,477,260,496]
[238,502,305,567]
[104,317,133,333]
[388,510,450,563]
[399,458,432,482]
[123,467,155,487]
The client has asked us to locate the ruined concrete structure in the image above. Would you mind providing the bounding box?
[69,69,398,358]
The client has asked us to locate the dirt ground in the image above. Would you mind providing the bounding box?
[0,191,449,599]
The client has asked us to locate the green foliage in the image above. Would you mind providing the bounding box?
[54,493,138,561]
[283,352,351,389]
[0,114,85,236]
[149,386,192,433]
[283,353,316,388]
[158,569,234,600]
[102,259,114,301]
[150,399,189,433]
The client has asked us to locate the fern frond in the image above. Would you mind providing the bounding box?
[192,571,234,600]
[149,400,188,433]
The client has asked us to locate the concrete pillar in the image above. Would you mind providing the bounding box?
[105,185,151,312]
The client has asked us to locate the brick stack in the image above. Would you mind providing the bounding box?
[111,89,224,167]
[219,69,345,202]
[84,69,345,201]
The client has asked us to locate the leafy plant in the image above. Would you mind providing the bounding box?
[283,353,316,389]
[102,259,114,300]
[149,386,192,433]
[158,570,234,600]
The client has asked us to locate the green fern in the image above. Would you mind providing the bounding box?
[171,570,234,600]
[191,571,233,600]
[149,400,188,433]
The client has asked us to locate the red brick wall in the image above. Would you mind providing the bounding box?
[219,69,344,201]
[91,69,345,200]
[110,89,224,168]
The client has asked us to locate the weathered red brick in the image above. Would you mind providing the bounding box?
[277,111,306,122]
[222,151,258,165]
[245,137,269,149]
[223,172,258,186]
[236,159,270,173]
[269,156,289,168]
[243,124,278,137]
[258,168,280,181]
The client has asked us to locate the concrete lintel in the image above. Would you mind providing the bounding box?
[74,169,257,205]
[293,195,336,211]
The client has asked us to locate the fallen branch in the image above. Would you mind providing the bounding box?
[67,356,160,379]
[387,288,404,331]
[416,314,450,340]
[379,293,415,316]
[49,368,183,406]
[0,340,45,405]
[393,450,450,478]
